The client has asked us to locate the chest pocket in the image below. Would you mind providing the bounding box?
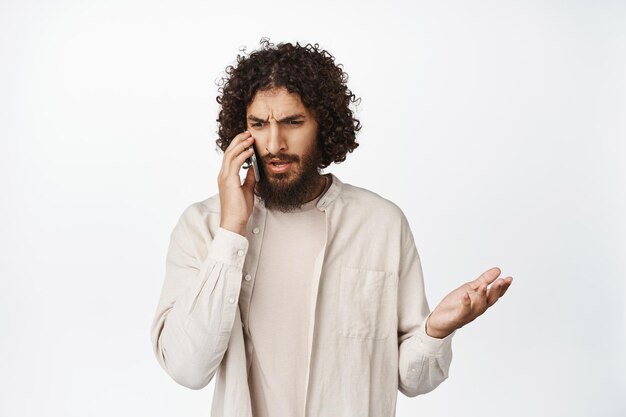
[338,266,397,340]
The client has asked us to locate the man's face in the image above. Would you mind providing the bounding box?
[246,86,323,211]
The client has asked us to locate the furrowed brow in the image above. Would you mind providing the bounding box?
[247,115,266,123]
[278,114,306,122]
[247,113,306,123]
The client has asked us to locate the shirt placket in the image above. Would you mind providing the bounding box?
[301,201,331,417]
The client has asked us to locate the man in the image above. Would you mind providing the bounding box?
[150,38,513,417]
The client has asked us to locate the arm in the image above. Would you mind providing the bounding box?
[396,214,514,397]
[151,130,258,390]
[150,204,249,390]
[397,214,455,397]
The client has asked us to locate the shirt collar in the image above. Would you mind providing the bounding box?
[316,173,342,211]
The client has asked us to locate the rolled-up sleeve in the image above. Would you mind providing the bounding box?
[396,213,455,397]
[150,204,249,390]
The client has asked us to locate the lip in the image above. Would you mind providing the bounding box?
[267,161,292,174]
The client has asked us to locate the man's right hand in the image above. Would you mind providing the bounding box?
[218,131,257,236]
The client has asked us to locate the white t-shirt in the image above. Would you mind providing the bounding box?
[246,176,331,417]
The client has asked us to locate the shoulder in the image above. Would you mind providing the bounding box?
[339,181,406,220]
[332,179,416,255]
[334,180,411,234]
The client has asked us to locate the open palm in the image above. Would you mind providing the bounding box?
[426,267,513,338]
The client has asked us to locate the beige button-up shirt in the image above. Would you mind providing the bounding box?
[150,173,455,417]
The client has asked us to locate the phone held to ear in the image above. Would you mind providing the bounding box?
[244,143,261,182]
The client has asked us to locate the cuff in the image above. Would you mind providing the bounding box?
[415,312,456,356]
[207,227,249,269]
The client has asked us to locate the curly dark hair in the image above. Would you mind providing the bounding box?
[214,37,362,169]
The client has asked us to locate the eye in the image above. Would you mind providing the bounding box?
[251,122,263,128]
[287,120,303,125]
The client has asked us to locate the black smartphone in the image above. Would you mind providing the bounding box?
[244,143,261,182]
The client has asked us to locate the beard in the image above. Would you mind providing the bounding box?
[254,143,324,212]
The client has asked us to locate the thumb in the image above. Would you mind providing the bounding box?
[242,165,257,192]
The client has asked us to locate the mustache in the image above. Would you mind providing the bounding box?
[262,152,299,163]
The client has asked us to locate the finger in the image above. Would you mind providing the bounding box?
[224,135,254,161]
[488,277,513,305]
[486,280,504,307]
[222,136,254,170]
[222,138,255,177]
[499,277,513,298]
[480,282,488,296]
[470,267,501,290]
[473,283,489,311]
[470,282,487,296]
[242,160,257,191]
[224,131,252,154]
[232,145,255,170]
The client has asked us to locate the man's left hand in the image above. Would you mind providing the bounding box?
[425,267,513,339]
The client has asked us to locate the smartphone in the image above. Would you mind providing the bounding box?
[244,143,261,182]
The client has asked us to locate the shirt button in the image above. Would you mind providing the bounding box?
[237,250,244,257]
[252,227,260,234]
[228,297,236,304]
[244,274,252,281]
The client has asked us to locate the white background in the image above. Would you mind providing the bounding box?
[1,0,625,416]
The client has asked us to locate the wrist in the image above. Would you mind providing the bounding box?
[425,316,454,339]
[220,221,246,236]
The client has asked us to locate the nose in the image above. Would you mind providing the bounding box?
[264,121,287,155]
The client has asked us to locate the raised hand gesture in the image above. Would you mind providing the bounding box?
[425,267,513,339]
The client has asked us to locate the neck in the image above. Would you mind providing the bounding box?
[305,174,327,203]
